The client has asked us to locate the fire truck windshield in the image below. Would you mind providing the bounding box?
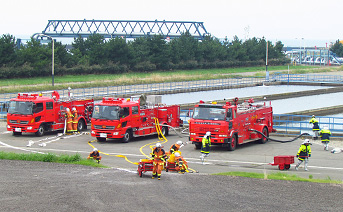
[92,105,120,120]
[192,107,227,121]
[8,101,33,115]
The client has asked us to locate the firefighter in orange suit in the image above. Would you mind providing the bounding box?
[65,108,74,134]
[151,143,167,180]
[174,152,188,174]
[87,148,102,163]
[169,140,183,154]
[72,107,78,133]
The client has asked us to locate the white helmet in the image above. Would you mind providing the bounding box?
[72,107,76,111]
[176,141,183,146]
[93,148,98,152]
[206,131,211,136]
[66,108,70,112]
[156,143,162,148]
[174,152,180,157]
[302,139,311,145]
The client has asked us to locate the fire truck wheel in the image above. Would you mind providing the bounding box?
[161,126,169,136]
[228,134,237,151]
[97,137,106,142]
[77,119,86,132]
[259,127,269,144]
[123,130,132,143]
[35,125,45,137]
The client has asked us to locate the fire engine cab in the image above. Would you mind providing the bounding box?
[7,91,93,136]
[189,98,274,151]
[91,95,181,143]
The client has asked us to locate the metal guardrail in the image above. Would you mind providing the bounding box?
[181,111,343,137]
[273,114,343,137]
[271,74,343,83]
[0,77,265,102]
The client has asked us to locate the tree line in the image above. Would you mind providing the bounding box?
[0,32,289,79]
[330,40,343,57]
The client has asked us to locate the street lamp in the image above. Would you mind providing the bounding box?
[33,33,54,86]
[266,40,269,81]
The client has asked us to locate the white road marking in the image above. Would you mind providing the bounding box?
[0,141,46,154]
[117,168,138,174]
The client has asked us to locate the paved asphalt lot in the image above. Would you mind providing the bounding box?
[1,125,343,211]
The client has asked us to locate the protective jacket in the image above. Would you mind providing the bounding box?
[319,129,331,142]
[297,144,311,161]
[309,117,320,131]
[152,147,167,178]
[201,136,211,154]
[175,155,188,172]
[72,109,78,132]
[88,151,102,161]
[170,143,181,154]
[152,147,167,161]
[65,110,74,132]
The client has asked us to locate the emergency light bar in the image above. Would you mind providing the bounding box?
[17,93,40,99]
[102,97,126,104]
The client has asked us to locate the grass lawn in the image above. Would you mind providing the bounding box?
[0,65,340,94]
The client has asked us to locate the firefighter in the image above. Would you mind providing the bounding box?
[200,131,211,164]
[319,125,331,151]
[309,115,320,140]
[170,140,184,155]
[71,107,78,133]
[174,152,188,174]
[295,139,312,171]
[168,140,184,163]
[151,143,167,180]
[87,148,102,163]
[65,108,74,134]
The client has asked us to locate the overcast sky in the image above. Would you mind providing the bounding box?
[1,0,341,47]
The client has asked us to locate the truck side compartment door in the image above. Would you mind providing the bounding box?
[45,102,54,123]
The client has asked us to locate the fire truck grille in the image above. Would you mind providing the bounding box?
[94,125,115,130]
[9,120,29,125]
[199,127,212,132]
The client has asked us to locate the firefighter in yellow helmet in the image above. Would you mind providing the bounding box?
[295,139,312,171]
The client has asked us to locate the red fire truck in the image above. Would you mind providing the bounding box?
[189,98,274,151]
[7,91,93,136]
[91,95,181,142]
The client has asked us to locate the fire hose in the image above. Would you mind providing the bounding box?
[249,129,310,143]
[88,118,197,173]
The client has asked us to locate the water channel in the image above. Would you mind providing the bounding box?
[160,85,343,114]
